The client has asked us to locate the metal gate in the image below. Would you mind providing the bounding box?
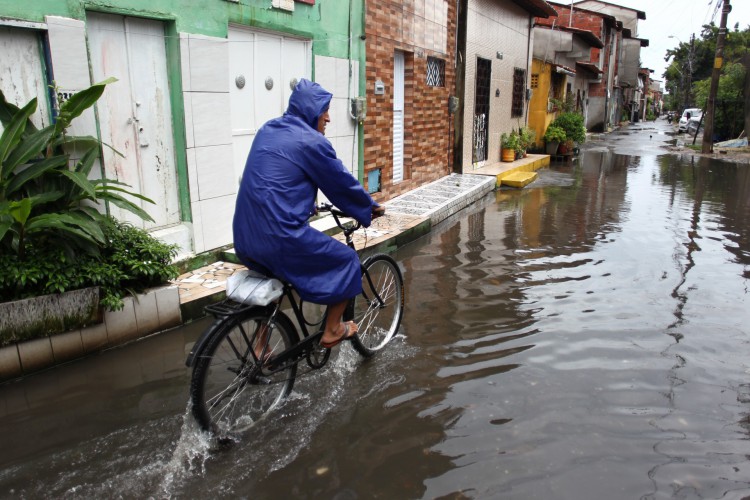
[472,57,492,165]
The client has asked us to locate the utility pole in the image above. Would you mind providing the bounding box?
[702,0,731,153]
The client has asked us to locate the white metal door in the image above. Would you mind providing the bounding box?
[87,12,180,230]
[393,51,405,184]
[0,26,51,134]
[228,27,310,185]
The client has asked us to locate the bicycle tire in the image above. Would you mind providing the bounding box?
[190,307,299,437]
[351,254,404,357]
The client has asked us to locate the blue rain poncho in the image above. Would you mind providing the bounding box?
[233,79,379,305]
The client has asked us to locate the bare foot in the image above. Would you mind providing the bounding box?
[320,321,358,348]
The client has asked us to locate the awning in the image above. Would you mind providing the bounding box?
[512,0,558,18]
[575,61,603,75]
[552,63,576,77]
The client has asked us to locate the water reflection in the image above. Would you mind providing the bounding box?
[1,147,750,498]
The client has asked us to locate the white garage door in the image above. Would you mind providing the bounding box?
[228,27,311,185]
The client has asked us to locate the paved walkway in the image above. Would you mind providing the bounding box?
[173,154,550,313]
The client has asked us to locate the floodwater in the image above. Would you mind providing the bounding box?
[1,121,750,499]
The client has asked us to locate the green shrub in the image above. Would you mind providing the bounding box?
[501,130,520,151]
[543,125,566,143]
[518,127,536,150]
[0,218,178,311]
[550,112,586,144]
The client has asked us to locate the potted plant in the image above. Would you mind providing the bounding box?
[500,131,519,162]
[549,112,586,154]
[558,138,574,155]
[519,127,536,157]
[543,125,566,155]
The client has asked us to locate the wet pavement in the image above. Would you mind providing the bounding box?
[2,117,750,498]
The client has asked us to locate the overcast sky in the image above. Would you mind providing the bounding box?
[574,0,750,87]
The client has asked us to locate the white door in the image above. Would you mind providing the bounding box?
[87,12,180,230]
[393,51,405,184]
[0,26,51,134]
[228,27,310,185]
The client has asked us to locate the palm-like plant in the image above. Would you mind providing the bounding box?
[0,79,154,259]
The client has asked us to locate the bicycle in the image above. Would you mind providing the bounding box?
[185,204,405,439]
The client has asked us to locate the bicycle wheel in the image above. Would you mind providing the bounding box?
[351,254,404,357]
[190,308,298,436]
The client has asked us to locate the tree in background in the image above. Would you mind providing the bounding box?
[664,22,749,141]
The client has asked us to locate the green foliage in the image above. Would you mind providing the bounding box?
[543,125,566,143]
[0,218,178,311]
[550,112,586,144]
[0,79,154,259]
[501,130,521,151]
[549,93,575,113]
[519,127,536,150]
[664,24,750,139]
[692,61,746,139]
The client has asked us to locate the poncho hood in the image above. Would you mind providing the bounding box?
[285,78,333,130]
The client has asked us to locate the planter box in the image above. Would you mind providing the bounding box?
[0,287,102,347]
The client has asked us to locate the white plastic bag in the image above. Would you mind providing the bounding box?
[226,269,283,306]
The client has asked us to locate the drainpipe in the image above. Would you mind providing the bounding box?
[569,0,573,27]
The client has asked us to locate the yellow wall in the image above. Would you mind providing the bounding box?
[528,59,554,149]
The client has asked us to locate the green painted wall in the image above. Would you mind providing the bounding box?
[0,0,363,61]
[0,0,366,175]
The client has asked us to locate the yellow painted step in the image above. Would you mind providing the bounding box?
[502,171,538,188]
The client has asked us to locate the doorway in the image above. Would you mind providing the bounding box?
[393,50,405,184]
[87,12,180,230]
[472,57,491,165]
[228,27,310,185]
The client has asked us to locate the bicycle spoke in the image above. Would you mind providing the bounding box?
[351,255,404,357]
[190,309,298,436]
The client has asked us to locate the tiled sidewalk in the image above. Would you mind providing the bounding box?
[172,162,548,308]
[172,211,428,307]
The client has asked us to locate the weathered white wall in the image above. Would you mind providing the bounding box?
[180,33,235,255]
[462,0,531,170]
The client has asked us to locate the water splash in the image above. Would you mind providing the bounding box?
[157,406,213,497]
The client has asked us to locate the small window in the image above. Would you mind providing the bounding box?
[512,68,526,117]
[531,74,539,89]
[426,57,445,87]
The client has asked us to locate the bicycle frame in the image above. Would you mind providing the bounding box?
[186,204,387,373]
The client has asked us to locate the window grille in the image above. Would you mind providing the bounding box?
[426,57,445,87]
[512,68,526,117]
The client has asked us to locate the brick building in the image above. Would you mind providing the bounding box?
[363,0,457,200]
[538,2,621,132]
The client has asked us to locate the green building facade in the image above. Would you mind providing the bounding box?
[0,0,366,257]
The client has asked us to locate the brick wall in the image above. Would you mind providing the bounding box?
[364,0,456,201]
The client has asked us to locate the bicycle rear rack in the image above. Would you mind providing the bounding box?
[204,299,258,318]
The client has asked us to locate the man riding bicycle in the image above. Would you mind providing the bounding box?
[233,79,384,349]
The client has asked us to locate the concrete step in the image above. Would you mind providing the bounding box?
[501,171,538,188]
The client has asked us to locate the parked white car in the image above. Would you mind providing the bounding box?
[678,108,702,132]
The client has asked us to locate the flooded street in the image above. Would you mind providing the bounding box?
[1,121,750,498]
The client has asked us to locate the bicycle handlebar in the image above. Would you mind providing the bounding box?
[316,202,385,238]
